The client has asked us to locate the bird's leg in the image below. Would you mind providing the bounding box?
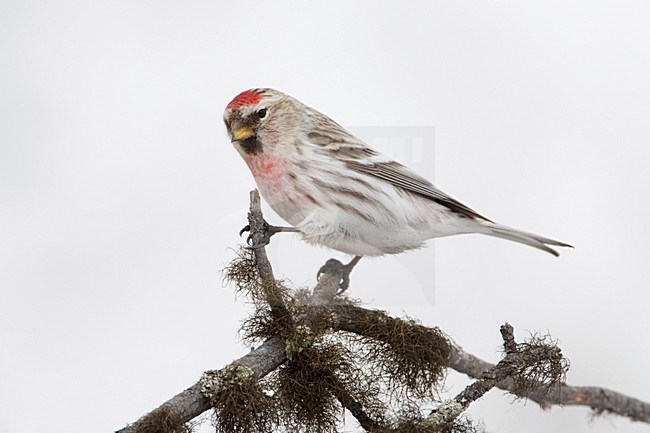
[239,221,300,250]
[339,255,362,293]
[317,255,363,294]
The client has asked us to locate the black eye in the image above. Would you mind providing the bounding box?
[257,108,267,119]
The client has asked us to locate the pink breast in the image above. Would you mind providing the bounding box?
[243,154,312,218]
[245,154,286,180]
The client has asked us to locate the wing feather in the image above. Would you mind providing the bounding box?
[345,160,490,221]
[306,111,490,221]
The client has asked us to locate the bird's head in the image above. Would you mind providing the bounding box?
[224,88,302,156]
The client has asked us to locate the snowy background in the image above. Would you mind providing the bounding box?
[2,1,649,432]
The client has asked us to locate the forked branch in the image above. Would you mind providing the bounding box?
[117,190,650,433]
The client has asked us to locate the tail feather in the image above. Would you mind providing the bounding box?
[480,223,573,257]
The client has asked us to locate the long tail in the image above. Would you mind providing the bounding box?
[479,222,573,257]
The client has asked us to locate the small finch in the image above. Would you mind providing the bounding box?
[224,88,571,261]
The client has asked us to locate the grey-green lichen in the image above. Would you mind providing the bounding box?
[426,399,463,426]
[200,365,256,402]
[285,325,315,360]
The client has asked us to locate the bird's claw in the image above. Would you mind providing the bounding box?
[339,273,351,294]
[317,259,342,281]
[239,224,251,237]
[316,256,362,294]
[241,221,285,250]
[241,218,299,249]
[245,241,268,250]
[317,259,346,294]
[239,223,265,249]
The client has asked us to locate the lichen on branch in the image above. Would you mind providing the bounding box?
[117,191,650,433]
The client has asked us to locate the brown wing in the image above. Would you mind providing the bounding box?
[345,160,492,221]
[306,109,490,221]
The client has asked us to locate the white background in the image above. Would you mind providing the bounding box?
[2,1,649,432]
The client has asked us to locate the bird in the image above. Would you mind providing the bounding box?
[224,88,571,285]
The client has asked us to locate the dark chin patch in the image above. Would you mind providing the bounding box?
[239,136,262,155]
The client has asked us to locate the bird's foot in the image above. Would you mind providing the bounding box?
[239,221,299,249]
[317,255,363,294]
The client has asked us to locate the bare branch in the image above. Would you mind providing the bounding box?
[332,384,383,432]
[328,304,650,424]
[450,343,650,423]
[246,189,289,315]
[120,285,650,433]
[424,323,564,430]
[118,191,650,432]
[118,191,349,433]
[117,336,287,433]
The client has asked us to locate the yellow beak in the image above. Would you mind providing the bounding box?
[231,127,255,142]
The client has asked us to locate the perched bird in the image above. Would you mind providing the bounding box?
[224,88,571,266]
